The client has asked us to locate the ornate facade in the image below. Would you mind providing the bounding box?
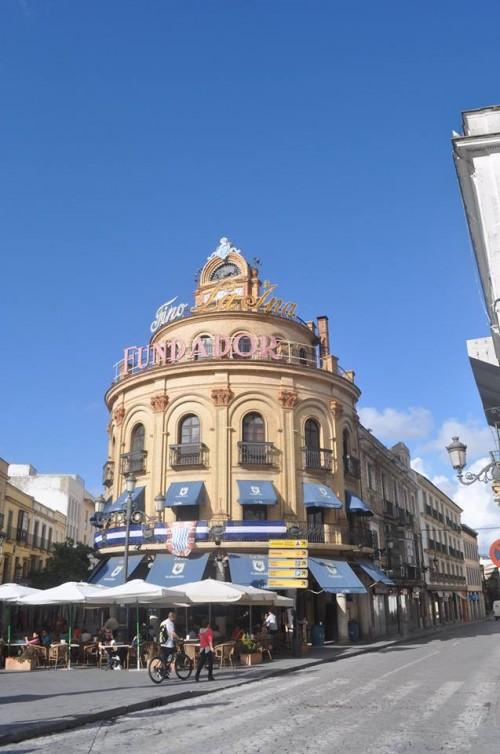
[93,239,388,641]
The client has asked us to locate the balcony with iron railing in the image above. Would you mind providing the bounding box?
[429,571,466,585]
[238,442,278,466]
[120,450,148,476]
[349,527,375,549]
[302,448,333,472]
[170,443,208,468]
[343,455,361,478]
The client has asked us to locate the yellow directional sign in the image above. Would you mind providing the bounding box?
[268,568,308,579]
[268,549,308,559]
[269,539,308,549]
[268,558,308,569]
[267,578,308,589]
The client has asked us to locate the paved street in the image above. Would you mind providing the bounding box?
[4,621,499,754]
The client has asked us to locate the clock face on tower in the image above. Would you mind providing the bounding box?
[210,262,241,281]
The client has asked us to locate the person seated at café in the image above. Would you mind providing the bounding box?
[231,625,244,641]
[72,626,82,642]
[213,624,223,641]
[24,632,41,645]
[40,629,52,647]
[80,627,92,644]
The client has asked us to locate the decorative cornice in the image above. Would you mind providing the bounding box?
[150,394,169,412]
[113,406,126,426]
[278,389,298,409]
[211,388,234,406]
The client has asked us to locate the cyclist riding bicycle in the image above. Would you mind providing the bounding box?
[159,610,179,671]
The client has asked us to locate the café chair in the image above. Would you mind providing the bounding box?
[215,642,234,669]
[48,644,68,670]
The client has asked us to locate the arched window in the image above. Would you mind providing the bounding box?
[342,429,351,459]
[193,335,213,361]
[232,333,254,359]
[131,423,145,454]
[304,418,322,470]
[179,414,200,445]
[242,412,265,443]
[305,418,320,450]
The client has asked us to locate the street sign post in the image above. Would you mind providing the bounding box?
[489,538,500,567]
[267,539,308,589]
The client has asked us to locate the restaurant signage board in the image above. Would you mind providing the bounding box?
[268,558,308,569]
[269,540,307,549]
[267,578,308,589]
[268,568,308,579]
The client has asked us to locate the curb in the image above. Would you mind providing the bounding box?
[0,621,487,748]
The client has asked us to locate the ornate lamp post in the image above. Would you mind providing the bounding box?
[446,436,500,493]
[123,475,136,581]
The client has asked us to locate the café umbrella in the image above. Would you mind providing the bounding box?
[0,584,42,645]
[85,579,184,671]
[18,581,106,668]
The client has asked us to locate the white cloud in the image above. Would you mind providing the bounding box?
[411,457,428,475]
[358,406,433,442]
[421,418,494,464]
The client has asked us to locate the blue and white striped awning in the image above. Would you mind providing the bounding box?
[223,520,287,541]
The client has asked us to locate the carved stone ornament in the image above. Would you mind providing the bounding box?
[150,394,169,412]
[211,387,234,406]
[113,406,126,426]
[207,236,242,261]
[330,400,344,417]
[278,389,298,409]
[107,420,113,436]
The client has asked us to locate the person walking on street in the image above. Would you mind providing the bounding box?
[264,609,278,650]
[195,619,215,682]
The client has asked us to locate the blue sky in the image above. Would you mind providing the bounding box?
[1,1,500,547]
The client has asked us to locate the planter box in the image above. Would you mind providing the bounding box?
[5,657,34,672]
[240,651,262,666]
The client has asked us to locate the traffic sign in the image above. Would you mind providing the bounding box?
[268,568,308,579]
[268,539,308,549]
[489,539,500,567]
[268,548,308,559]
[268,558,308,569]
[267,578,308,589]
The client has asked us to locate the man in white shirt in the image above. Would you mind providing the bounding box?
[264,610,278,649]
[159,611,179,667]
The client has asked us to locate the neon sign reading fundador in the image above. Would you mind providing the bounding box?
[122,333,282,374]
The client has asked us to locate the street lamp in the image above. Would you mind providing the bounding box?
[446,436,500,489]
[123,475,136,581]
[154,493,165,522]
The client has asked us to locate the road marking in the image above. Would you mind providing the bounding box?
[365,681,464,753]
[441,681,496,750]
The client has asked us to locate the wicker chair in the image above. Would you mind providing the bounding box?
[82,643,99,666]
[48,644,68,669]
[215,642,235,669]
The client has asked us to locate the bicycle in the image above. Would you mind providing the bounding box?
[148,640,194,684]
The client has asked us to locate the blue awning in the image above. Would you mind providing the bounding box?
[88,555,145,586]
[165,481,205,507]
[303,483,342,509]
[237,480,277,506]
[103,486,145,514]
[228,553,269,589]
[348,495,374,516]
[357,559,394,586]
[146,553,209,586]
[309,557,367,594]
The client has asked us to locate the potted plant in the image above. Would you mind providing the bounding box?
[5,645,40,672]
[239,635,263,666]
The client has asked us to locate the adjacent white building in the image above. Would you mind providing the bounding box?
[8,464,89,544]
[453,107,500,429]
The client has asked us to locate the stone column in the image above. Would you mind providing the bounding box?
[336,594,349,642]
[278,387,298,518]
[211,383,234,520]
[358,593,373,640]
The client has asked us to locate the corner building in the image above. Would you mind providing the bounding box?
[95,240,382,642]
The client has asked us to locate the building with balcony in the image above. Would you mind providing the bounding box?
[92,238,392,642]
[358,429,423,637]
[416,473,466,625]
[461,523,486,620]
[0,458,66,585]
[8,464,88,544]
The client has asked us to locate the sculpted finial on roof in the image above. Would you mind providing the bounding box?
[207,236,242,261]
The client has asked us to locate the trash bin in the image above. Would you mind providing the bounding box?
[311,623,325,646]
[348,620,360,642]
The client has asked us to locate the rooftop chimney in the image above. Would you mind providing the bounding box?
[316,316,330,358]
